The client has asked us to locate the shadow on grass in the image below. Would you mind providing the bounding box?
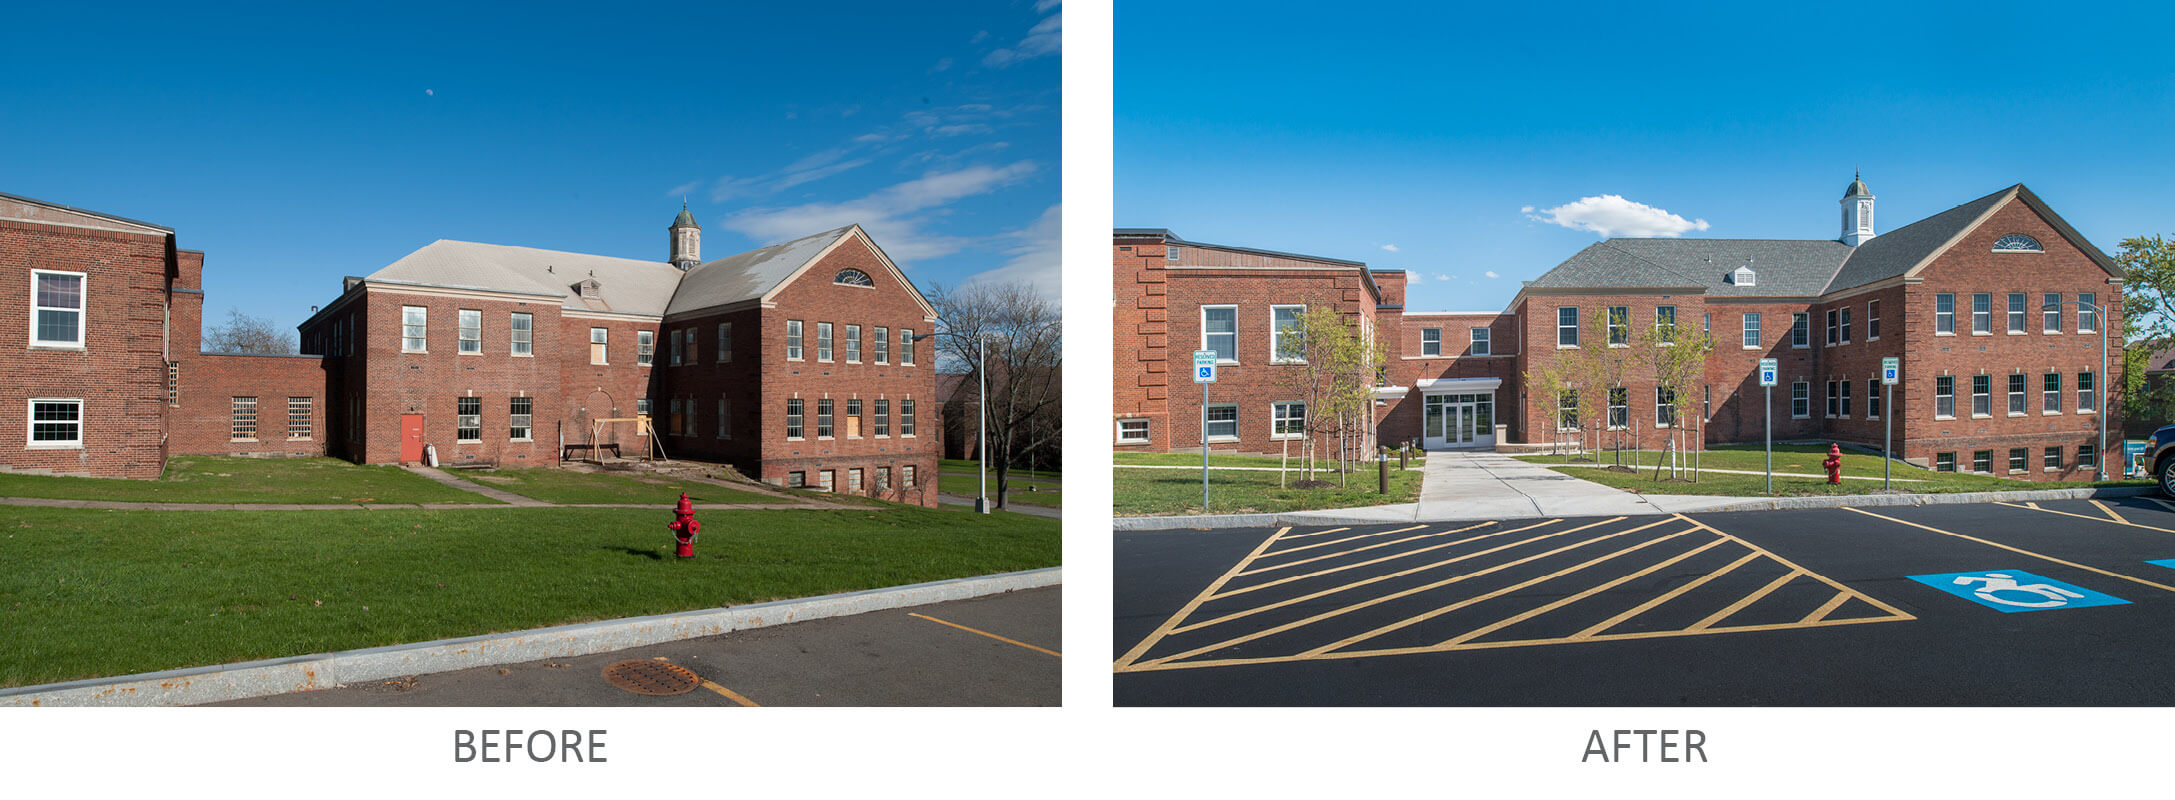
[610,546,667,561]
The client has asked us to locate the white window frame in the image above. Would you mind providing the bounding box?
[1790,381,1809,419]
[2008,373,2027,416]
[669,329,683,366]
[1867,299,1881,341]
[872,326,887,364]
[2079,371,2096,413]
[27,398,82,448]
[1270,305,1305,363]
[1972,293,1991,335]
[901,399,917,436]
[231,396,258,441]
[1934,293,1955,335]
[845,324,862,363]
[1557,390,1579,432]
[1557,307,1579,348]
[1201,305,1238,363]
[1742,313,1762,349]
[590,327,608,365]
[288,397,312,440]
[1655,305,1677,344]
[817,398,834,438]
[30,270,86,348]
[901,328,915,365]
[456,397,481,443]
[1271,401,1306,439]
[817,322,834,362]
[2043,372,2062,415]
[787,320,804,360]
[402,306,428,353]
[510,312,533,356]
[1791,313,1810,348]
[1935,376,1954,419]
[510,397,533,442]
[2080,293,2099,334]
[874,398,890,437]
[716,398,730,439]
[1116,418,1151,444]
[1421,328,1442,356]
[1606,306,1630,347]
[2043,293,2061,334]
[2006,293,2026,334]
[458,309,481,354]
[1205,403,1239,441]
[1972,374,1991,418]
[1470,328,1491,356]
[785,398,804,440]
[1867,379,1881,420]
[1606,387,1629,430]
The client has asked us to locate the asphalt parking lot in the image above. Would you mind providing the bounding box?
[217,586,1060,706]
[1115,497,2175,705]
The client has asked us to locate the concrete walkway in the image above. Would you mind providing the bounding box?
[936,492,1062,519]
[403,465,548,506]
[1546,460,1929,483]
[1268,451,1743,526]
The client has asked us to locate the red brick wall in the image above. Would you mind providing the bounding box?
[1515,292,1710,450]
[1161,263,1373,456]
[170,354,328,456]
[1703,298,1826,444]
[555,312,655,466]
[1113,235,1171,450]
[0,219,170,477]
[350,291,578,467]
[649,305,765,469]
[1379,311,1521,446]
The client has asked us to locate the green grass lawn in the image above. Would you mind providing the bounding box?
[0,504,1060,687]
[939,458,1061,481]
[447,467,788,505]
[1516,444,2149,497]
[1115,452,1425,469]
[1115,463,1422,516]
[938,472,1063,507]
[0,457,493,505]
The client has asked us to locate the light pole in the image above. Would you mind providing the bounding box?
[2044,298,2109,481]
[976,334,990,514]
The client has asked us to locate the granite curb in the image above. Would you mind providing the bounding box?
[0,567,1061,707]
[1113,485,2163,531]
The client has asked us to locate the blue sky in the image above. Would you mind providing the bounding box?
[0,0,1060,340]
[1118,1,2175,313]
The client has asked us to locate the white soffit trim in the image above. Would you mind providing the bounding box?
[1414,377,1503,392]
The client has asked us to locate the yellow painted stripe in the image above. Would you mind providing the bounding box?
[1211,521,1526,602]
[1258,526,1424,559]
[1171,517,1616,636]
[1300,525,1689,657]
[1688,569,1802,631]
[1240,522,1498,577]
[1993,501,2175,534]
[2091,499,2130,525]
[1572,550,1762,640]
[1273,526,1359,541]
[1113,526,1288,670]
[700,680,761,707]
[910,612,1060,657]
[1438,535,1730,647]
[1800,591,1853,625]
[1676,514,1917,620]
[1845,506,2175,595]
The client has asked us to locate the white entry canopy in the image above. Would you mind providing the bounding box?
[1414,377,1503,393]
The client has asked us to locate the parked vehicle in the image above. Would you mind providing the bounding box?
[2146,425,2175,496]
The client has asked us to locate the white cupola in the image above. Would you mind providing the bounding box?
[1841,172,1875,246]
[669,201,701,271]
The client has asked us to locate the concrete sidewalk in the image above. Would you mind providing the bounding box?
[937,492,1062,519]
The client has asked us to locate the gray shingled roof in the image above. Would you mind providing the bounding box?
[666,226,855,315]
[1823,184,2013,294]
[366,240,686,315]
[1529,238,1850,297]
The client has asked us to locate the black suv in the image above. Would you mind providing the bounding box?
[2148,425,2175,496]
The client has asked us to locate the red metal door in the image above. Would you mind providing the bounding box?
[401,414,424,463]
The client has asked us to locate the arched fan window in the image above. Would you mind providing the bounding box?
[834,269,874,286]
[1991,234,2043,253]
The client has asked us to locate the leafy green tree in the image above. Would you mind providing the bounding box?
[2117,234,2175,428]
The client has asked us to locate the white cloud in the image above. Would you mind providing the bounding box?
[1485,270,1500,279]
[929,57,953,73]
[721,160,1042,262]
[1434,273,1453,282]
[960,204,1062,300]
[1034,0,1061,11]
[1380,243,1399,252]
[984,12,1061,68]
[1524,195,1709,237]
[929,123,994,138]
[666,180,702,199]
[971,30,990,43]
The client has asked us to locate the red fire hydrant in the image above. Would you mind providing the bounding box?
[666,492,700,559]
[1823,444,1843,485]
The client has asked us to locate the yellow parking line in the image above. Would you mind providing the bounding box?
[1571,550,1763,640]
[2091,499,2130,525]
[1171,517,1624,637]
[1438,536,1730,647]
[700,680,761,707]
[1239,522,1497,577]
[1687,569,1802,631]
[1994,501,2175,535]
[1800,591,1854,625]
[1274,526,1359,541]
[909,612,1060,657]
[1676,514,1917,620]
[1257,526,1425,559]
[1113,526,1288,670]
[1844,506,2175,595]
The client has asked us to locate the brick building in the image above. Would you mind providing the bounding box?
[1115,179,2127,480]
[1,191,940,503]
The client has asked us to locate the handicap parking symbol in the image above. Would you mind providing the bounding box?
[1908,570,2128,613]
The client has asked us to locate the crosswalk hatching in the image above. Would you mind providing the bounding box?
[1115,514,1915,674]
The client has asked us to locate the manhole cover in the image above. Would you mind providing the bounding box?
[601,660,700,696]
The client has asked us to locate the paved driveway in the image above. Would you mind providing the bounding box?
[1281,451,1743,525]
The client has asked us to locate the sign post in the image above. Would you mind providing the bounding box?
[1882,357,1900,490]
[1194,350,1217,511]
[1758,358,1778,494]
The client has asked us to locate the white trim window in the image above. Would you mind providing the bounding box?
[1421,328,1442,356]
[718,323,732,362]
[31,270,85,347]
[231,396,258,440]
[1840,308,1851,344]
[1935,376,1955,419]
[787,320,804,360]
[288,397,312,440]
[2079,371,2096,413]
[510,397,532,441]
[1117,418,1150,444]
[1655,305,1677,344]
[2080,292,2098,333]
[638,329,654,366]
[1557,390,1579,432]
[1867,379,1881,419]
[845,324,862,362]
[817,322,834,362]
[1470,328,1491,356]
[510,312,533,356]
[2043,293,2061,333]
[685,327,696,363]
[1790,380,1811,419]
[901,399,917,436]
[590,327,609,365]
[1205,403,1239,440]
[1271,401,1306,439]
[458,309,481,354]
[1606,306,1630,346]
[1655,386,1677,427]
[1742,313,1762,348]
[1972,374,1991,417]
[1840,380,1852,418]
[873,399,889,437]
[1606,387,1629,430]
[1202,305,1237,362]
[816,398,834,438]
[2006,293,2026,334]
[901,328,916,365]
[1270,305,1304,362]
[1557,307,1579,347]
[456,397,481,443]
[1825,309,1839,346]
[2008,374,2027,415]
[2043,372,2062,414]
[402,306,428,352]
[785,398,804,439]
[28,398,82,448]
[1972,293,1991,334]
[1934,293,1954,335]
[1790,312,1809,348]
[1868,299,1881,340]
[872,326,886,364]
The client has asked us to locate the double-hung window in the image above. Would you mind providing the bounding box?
[1840,380,1852,417]
[719,323,733,362]
[786,399,804,439]
[901,399,916,435]
[1607,387,1629,430]
[1935,376,1955,419]
[787,320,804,360]
[510,313,533,355]
[2043,293,2062,333]
[2008,374,2027,415]
[2044,373,2062,414]
[1271,305,1304,362]
[901,328,915,365]
[2007,293,2026,333]
[1840,309,1851,343]
[1606,306,1630,346]
[590,328,608,364]
[1202,306,1237,362]
[1934,294,1954,334]
[30,271,85,347]
[1972,374,1991,417]
[29,399,81,447]
[1826,309,1839,346]
[457,309,481,354]
[845,324,861,362]
[1791,381,1810,418]
[872,326,886,364]
[685,327,696,363]
[1470,328,1491,356]
[669,329,683,366]
[873,399,889,437]
[1655,306,1677,344]
[817,322,834,361]
[1868,300,1881,340]
[716,398,730,439]
[510,397,532,441]
[1972,293,1991,334]
[1421,328,1442,356]
[1791,313,1809,347]
[456,397,480,442]
[638,330,654,366]
[402,306,428,352]
[1205,404,1238,439]
[1655,387,1677,427]
[2046,447,2064,471]
[1557,390,1579,431]
[1272,401,1306,439]
[816,399,834,438]
[1558,307,1580,347]
[2080,292,2099,333]
[1826,380,1839,418]
[2079,371,2096,412]
[1743,313,1762,348]
[1867,379,1881,419]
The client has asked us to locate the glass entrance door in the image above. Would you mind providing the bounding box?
[1421,393,1495,449]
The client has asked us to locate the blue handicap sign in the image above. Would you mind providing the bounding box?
[1908,570,2127,613]
[1197,366,1213,379]
[2146,559,2175,571]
